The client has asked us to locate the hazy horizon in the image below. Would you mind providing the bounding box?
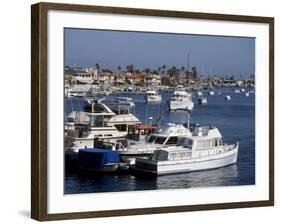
[64,28,255,77]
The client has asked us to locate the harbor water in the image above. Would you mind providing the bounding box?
[64,88,255,194]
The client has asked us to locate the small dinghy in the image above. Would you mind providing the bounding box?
[208,90,215,96]
[224,95,232,101]
[198,96,207,105]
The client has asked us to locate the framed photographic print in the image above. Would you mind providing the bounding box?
[31,2,274,221]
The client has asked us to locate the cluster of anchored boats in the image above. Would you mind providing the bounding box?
[145,86,194,111]
[65,88,239,175]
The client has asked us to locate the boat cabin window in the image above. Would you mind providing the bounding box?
[165,137,179,145]
[93,104,106,113]
[214,138,222,146]
[174,94,185,98]
[205,140,213,148]
[148,135,157,143]
[154,137,167,145]
[168,152,190,160]
[184,139,193,149]
[115,124,127,132]
[152,150,168,161]
[177,138,185,146]
[66,117,75,122]
[196,139,219,149]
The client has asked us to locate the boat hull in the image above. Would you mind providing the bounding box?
[169,100,194,111]
[78,164,119,172]
[145,95,162,102]
[135,146,238,175]
[77,148,120,173]
[198,98,207,104]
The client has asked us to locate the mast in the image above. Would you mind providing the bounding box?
[187,53,190,73]
[187,111,190,130]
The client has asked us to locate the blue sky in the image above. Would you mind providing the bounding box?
[64,28,255,77]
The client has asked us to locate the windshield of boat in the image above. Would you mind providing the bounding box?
[147,136,168,145]
[93,104,107,113]
[154,137,167,144]
[176,138,185,146]
[165,136,179,145]
[173,94,185,98]
[147,135,157,143]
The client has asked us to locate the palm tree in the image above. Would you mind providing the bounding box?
[126,64,134,73]
[191,66,197,79]
[95,63,100,71]
[144,68,151,74]
[153,70,159,75]
[185,70,191,79]
[117,66,122,72]
[167,66,178,78]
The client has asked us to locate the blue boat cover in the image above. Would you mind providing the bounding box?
[77,148,120,170]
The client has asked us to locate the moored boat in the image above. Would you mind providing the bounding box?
[145,90,162,103]
[208,90,215,96]
[197,91,203,97]
[169,90,194,111]
[115,97,135,107]
[117,123,192,165]
[135,125,239,175]
[198,96,207,105]
[225,95,232,100]
[65,100,140,164]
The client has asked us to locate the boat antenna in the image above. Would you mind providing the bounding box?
[161,99,164,124]
[187,109,191,130]
[187,53,190,72]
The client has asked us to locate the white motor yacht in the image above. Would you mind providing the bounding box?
[65,100,140,161]
[169,90,194,111]
[135,125,239,175]
[117,123,192,165]
[115,97,135,107]
[145,90,162,103]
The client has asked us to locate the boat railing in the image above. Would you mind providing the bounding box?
[166,144,237,161]
[167,151,192,161]
[195,144,237,158]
